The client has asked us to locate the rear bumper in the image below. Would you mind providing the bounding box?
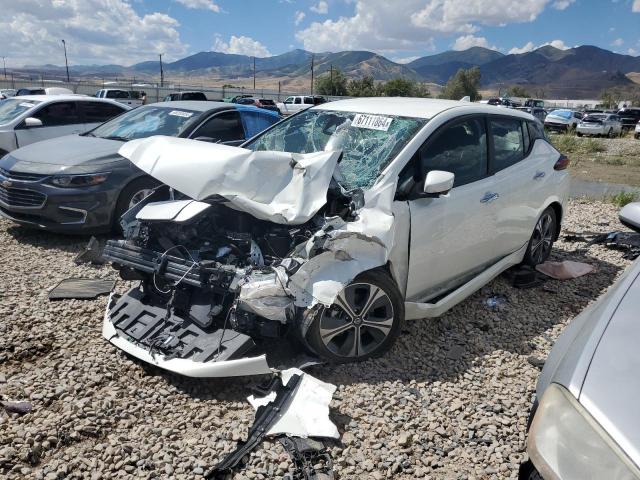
[576,125,606,135]
[544,122,570,132]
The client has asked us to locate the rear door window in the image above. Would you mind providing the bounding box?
[419,117,488,188]
[191,110,245,142]
[303,97,314,105]
[33,101,81,126]
[79,102,125,123]
[294,97,302,104]
[490,117,524,172]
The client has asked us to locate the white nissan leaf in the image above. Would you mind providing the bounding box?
[101,97,570,377]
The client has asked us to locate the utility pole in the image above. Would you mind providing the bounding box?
[61,39,70,83]
[159,53,164,87]
[329,64,333,96]
[310,54,314,95]
[253,56,256,92]
[1,57,6,80]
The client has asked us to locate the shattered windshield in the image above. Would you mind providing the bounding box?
[245,109,426,190]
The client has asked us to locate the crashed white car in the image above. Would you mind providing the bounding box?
[102,98,569,377]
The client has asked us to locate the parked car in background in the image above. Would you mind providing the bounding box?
[618,108,640,131]
[95,89,143,107]
[0,95,128,156]
[521,203,640,480]
[163,91,207,102]
[235,97,281,114]
[16,87,74,96]
[98,97,569,377]
[223,94,253,103]
[516,107,546,123]
[635,121,640,139]
[576,113,623,137]
[0,102,280,233]
[0,89,16,100]
[583,109,604,115]
[525,99,545,108]
[544,109,582,133]
[277,95,327,115]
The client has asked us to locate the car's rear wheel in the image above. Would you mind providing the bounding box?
[113,177,162,232]
[607,128,614,138]
[523,207,557,266]
[301,270,403,362]
[576,132,583,137]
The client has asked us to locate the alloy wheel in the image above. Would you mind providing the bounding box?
[318,282,394,359]
[530,212,554,265]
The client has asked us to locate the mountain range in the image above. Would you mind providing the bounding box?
[24,45,640,98]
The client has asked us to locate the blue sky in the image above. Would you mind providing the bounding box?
[2,0,639,66]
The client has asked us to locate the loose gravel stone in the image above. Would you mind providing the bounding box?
[0,200,632,479]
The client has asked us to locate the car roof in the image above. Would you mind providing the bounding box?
[146,100,230,112]
[12,94,124,103]
[312,97,533,120]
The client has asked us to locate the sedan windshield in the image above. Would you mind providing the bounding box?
[89,105,200,141]
[549,110,573,120]
[245,109,426,190]
[0,98,40,126]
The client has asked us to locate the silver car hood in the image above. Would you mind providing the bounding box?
[119,136,342,225]
[6,134,124,174]
[580,267,640,469]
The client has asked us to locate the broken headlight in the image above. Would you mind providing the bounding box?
[49,172,110,187]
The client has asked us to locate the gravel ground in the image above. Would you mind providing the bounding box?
[0,200,633,480]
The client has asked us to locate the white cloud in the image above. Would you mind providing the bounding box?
[174,0,221,12]
[393,55,420,64]
[212,35,271,57]
[508,39,569,54]
[452,35,495,50]
[611,38,624,47]
[633,0,640,12]
[551,0,574,10]
[296,0,557,53]
[0,0,187,67]
[310,1,329,14]
[294,10,306,25]
[628,48,638,56]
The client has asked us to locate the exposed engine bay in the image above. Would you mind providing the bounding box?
[103,183,360,366]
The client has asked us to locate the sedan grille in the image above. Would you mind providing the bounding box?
[0,167,48,182]
[0,184,46,207]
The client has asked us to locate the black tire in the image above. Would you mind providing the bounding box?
[113,177,162,232]
[576,132,583,137]
[607,128,614,138]
[301,270,404,362]
[523,207,557,267]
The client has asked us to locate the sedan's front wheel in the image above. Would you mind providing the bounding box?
[302,270,403,362]
[523,207,557,266]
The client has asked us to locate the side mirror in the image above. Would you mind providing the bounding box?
[24,117,43,128]
[423,170,455,196]
[619,202,640,233]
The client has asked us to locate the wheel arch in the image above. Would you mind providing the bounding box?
[111,173,159,225]
[547,201,563,240]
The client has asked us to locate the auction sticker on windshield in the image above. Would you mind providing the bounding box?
[169,110,193,118]
[351,113,393,131]
[19,103,35,108]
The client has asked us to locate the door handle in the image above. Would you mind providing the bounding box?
[480,192,499,203]
[533,171,546,180]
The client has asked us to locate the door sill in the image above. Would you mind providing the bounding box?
[404,244,527,320]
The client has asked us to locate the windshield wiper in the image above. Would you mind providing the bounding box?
[80,131,95,137]
[104,135,129,142]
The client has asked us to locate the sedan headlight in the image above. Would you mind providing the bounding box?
[49,173,110,188]
[528,383,640,480]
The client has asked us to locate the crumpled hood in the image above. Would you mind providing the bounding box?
[5,134,125,175]
[119,136,342,225]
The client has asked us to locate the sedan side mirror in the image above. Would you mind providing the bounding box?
[24,117,43,128]
[619,202,640,233]
[423,170,455,196]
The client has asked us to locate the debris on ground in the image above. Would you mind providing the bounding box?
[48,278,116,300]
[73,236,105,265]
[503,266,545,289]
[527,356,546,369]
[484,294,508,310]
[279,436,335,480]
[1,400,32,415]
[565,230,640,259]
[536,260,594,280]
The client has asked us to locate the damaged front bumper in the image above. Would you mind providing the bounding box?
[102,290,274,378]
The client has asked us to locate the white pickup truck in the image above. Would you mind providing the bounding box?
[276,95,327,116]
[95,89,144,107]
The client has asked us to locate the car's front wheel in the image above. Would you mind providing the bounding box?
[301,270,403,362]
[523,207,557,266]
[113,177,162,232]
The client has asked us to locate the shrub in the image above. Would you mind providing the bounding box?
[608,191,639,207]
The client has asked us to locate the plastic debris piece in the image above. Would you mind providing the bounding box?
[2,400,33,415]
[279,436,335,480]
[73,236,105,265]
[536,261,594,280]
[484,294,508,310]
[49,278,116,300]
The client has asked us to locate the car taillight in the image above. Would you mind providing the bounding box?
[554,154,570,170]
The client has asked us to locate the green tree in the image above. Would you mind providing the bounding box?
[347,76,377,97]
[314,68,348,96]
[506,85,529,98]
[379,77,430,97]
[440,67,482,101]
